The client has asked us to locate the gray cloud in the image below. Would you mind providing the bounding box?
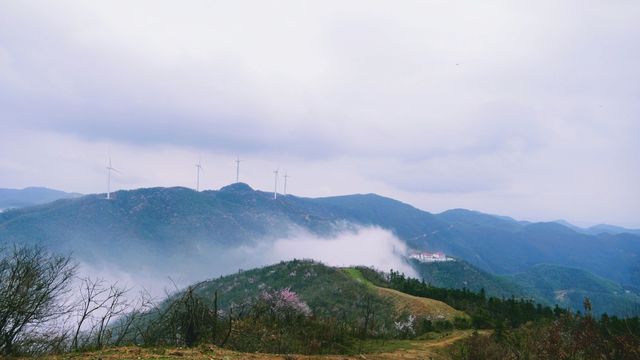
[1,0,639,227]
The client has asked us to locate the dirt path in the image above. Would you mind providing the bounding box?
[365,330,477,360]
[42,331,479,360]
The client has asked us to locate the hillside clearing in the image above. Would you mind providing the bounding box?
[375,287,466,321]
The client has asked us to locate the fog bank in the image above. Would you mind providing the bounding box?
[78,225,416,297]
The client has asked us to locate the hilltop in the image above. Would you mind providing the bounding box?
[116,260,469,355]
[190,260,464,323]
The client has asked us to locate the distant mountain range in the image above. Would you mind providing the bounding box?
[0,183,639,315]
[0,187,80,210]
[554,219,640,236]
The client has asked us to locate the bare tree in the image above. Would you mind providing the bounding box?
[94,284,130,349]
[71,277,130,351]
[112,288,155,346]
[131,290,163,345]
[0,245,76,356]
[72,277,108,350]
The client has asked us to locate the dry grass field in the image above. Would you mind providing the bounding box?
[342,267,466,322]
[374,287,467,322]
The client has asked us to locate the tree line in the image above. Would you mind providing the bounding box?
[378,268,640,359]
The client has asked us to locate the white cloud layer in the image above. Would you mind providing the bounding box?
[260,226,417,277]
[79,226,416,297]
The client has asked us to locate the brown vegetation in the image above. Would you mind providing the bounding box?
[375,287,466,322]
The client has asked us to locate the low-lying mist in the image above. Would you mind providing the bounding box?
[254,226,417,276]
[79,225,416,298]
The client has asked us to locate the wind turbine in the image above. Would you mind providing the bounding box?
[195,159,203,191]
[235,156,242,183]
[283,171,290,196]
[105,156,120,200]
[273,169,279,199]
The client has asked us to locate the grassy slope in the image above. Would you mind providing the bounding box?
[375,287,466,321]
[343,268,465,321]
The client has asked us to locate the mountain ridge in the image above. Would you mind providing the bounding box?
[554,219,640,236]
[1,184,639,316]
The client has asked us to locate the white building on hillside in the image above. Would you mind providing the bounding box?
[409,251,454,263]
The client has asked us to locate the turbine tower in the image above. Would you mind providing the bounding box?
[195,160,203,191]
[273,169,279,199]
[105,156,119,200]
[283,171,290,195]
[235,156,242,183]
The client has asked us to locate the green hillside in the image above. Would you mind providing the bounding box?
[411,259,526,298]
[508,264,640,316]
[123,260,468,354]
[412,259,640,315]
[191,260,462,323]
[194,259,393,322]
[425,210,640,287]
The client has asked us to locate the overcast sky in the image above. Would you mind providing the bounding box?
[1,1,639,227]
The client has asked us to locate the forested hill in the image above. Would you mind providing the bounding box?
[121,260,468,353]
[0,184,639,289]
[414,259,640,316]
[191,260,464,322]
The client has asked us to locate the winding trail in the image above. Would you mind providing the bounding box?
[366,330,480,359]
[41,330,482,360]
